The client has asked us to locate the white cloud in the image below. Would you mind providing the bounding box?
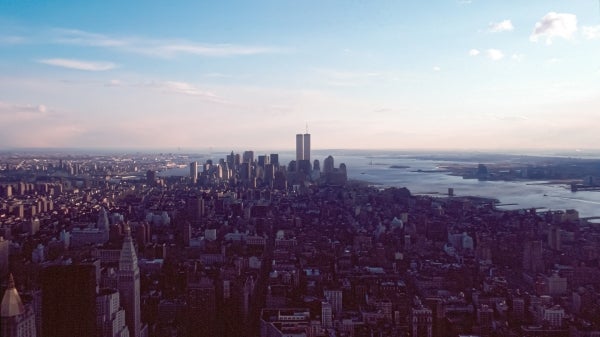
[511,53,524,62]
[489,20,514,33]
[582,25,600,39]
[39,58,117,71]
[433,66,441,72]
[530,12,577,44]
[53,28,284,58]
[469,49,480,56]
[487,49,504,61]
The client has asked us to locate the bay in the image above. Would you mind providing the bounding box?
[159,151,600,218]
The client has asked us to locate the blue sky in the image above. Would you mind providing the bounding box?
[1,0,599,150]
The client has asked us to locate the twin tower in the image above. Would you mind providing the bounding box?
[295,133,311,162]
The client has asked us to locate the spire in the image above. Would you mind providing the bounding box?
[1,273,25,317]
[7,273,15,289]
[119,225,138,272]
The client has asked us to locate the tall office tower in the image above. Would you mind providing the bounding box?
[1,274,37,337]
[0,237,8,278]
[97,288,130,337]
[323,155,334,173]
[264,164,275,185]
[270,154,279,167]
[313,159,320,172]
[303,133,311,162]
[296,134,304,162]
[257,155,269,168]
[321,301,333,328]
[548,225,561,251]
[118,228,141,337]
[145,170,156,185]
[98,207,110,232]
[324,289,342,316]
[240,162,250,181]
[190,162,198,184]
[411,298,432,337]
[42,265,97,337]
[523,240,544,273]
[243,151,254,163]
[187,273,216,337]
[226,151,235,168]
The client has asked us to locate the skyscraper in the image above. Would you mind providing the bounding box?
[97,288,130,337]
[0,236,8,278]
[190,161,198,184]
[1,274,37,337]
[303,133,311,162]
[41,265,97,337]
[296,134,304,162]
[118,227,141,337]
[411,297,432,337]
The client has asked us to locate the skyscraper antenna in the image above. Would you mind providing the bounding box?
[306,123,309,134]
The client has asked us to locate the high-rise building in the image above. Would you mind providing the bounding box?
[296,134,304,162]
[242,151,254,163]
[118,228,141,337]
[187,273,216,336]
[97,288,130,337]
[190,162,198,184]
[321,301,333,328]
[0,237,8,278]
[543,305,564,327]
[98,207,110,232]
[257,155,269,168]
[303,133,311,162]
[411,298,432,337]
[269,153,279,167]
[1,274,37,337]
[548,225,561,251]
[523,240,544,273]
[324,289,342,316]
[41,265,97,337]
[145,170,156,185]
[323,156,334,174]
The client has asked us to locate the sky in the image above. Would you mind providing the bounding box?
[0,0,599,151]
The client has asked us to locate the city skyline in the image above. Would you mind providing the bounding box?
[1,1,600,150]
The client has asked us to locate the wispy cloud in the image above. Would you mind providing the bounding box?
[582,25,600,39]
[433,66,441,72]
[53,28,284,58]
[0,36,25,44]
[0,101,49,120]
[126,80,226,103]
[486,49,504,61]
[39,58,117,71]
[316,69,384,87]
[489,20,514,33]
[469,49,480,56]
[530,12,577,44]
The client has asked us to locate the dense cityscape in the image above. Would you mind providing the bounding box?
[1,134,600,337]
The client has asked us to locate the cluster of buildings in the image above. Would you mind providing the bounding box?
[1,135,600,337]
